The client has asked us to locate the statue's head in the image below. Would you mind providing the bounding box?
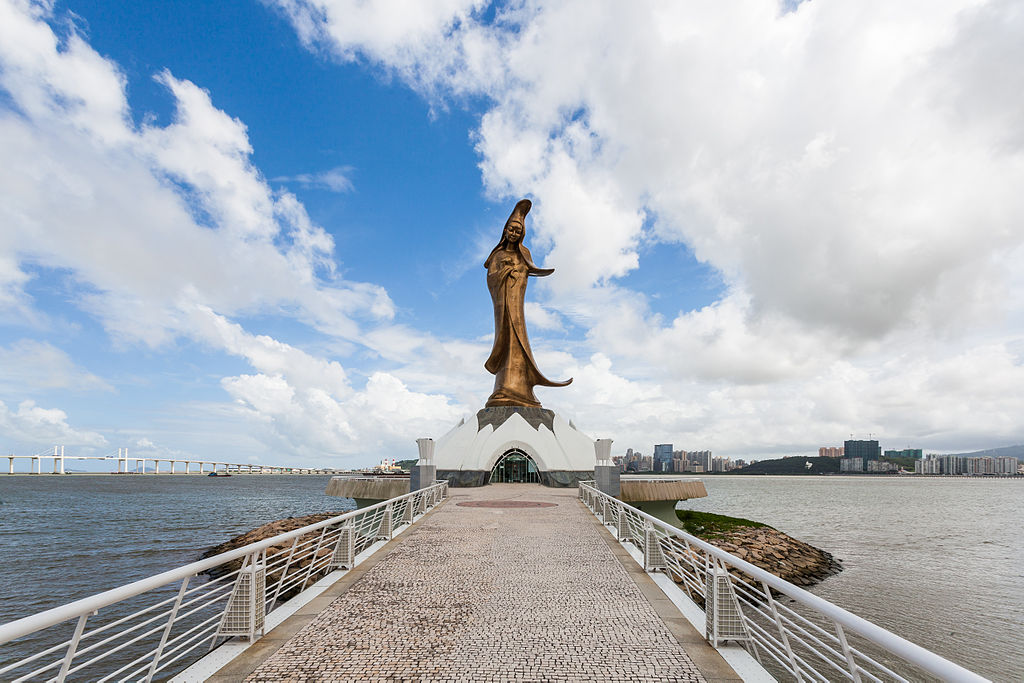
[502,199,532,244]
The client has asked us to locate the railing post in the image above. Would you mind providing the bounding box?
[644,524,667,573]
[705,561,752,648]
[55,612,91,682]
[378,504,394,540]
[616,505,631,541]
[332,525,355,569]
[215,553,266,642]
[402,496,415,524]
[144,575,191,683]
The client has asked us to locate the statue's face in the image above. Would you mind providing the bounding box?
[505,221,524,243]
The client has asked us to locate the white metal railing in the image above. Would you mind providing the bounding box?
[0,481,448,682]
[578,482,988,683]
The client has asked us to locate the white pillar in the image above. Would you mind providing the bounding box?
[31,457,38,474]
[416,438,436,466]
[199,462,205,474]
[594,438,619,497]
[8,457,13,475]
[155,460,160,474]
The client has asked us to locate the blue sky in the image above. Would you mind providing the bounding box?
[1,0,1023,468]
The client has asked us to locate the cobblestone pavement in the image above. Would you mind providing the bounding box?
[246,484,706,682]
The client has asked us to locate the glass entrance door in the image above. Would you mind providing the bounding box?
[490,449,539,483]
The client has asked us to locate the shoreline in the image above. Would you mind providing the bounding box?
[674,509,843,587]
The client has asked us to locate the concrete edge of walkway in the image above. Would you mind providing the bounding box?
[171,499,449,683]
[581,499,774,683]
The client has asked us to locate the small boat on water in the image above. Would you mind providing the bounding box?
[207,472,232,477]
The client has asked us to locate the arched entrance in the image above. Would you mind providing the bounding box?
[490,448,540,483]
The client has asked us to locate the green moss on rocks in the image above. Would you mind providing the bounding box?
[675,509,771,537]
[675,508,842,587]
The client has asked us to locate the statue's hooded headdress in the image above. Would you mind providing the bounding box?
[484,199,553,275]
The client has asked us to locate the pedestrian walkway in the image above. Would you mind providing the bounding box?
[211,484,741,682]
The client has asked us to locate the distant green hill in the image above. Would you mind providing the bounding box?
[727,456,840,475]
[942,444,1024,461]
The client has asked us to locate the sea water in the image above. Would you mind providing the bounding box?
[0,474,1020,680]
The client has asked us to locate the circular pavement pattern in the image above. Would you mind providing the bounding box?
[456,500,557,508]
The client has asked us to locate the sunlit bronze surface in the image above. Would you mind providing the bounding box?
[484,199,572,407]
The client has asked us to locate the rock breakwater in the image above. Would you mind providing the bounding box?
[201,511,350,601]
[702,526,842,586]
[675,510,841,587]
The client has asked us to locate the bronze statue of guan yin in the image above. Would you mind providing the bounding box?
[483,199,572,407]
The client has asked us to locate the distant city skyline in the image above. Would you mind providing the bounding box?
[2,1,1024,467]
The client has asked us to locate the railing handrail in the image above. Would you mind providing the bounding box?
[619,476,703,482]
[0,482,446,646]
[579,482,987,683]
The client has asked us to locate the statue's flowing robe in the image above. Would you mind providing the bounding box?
[484,243,571,407]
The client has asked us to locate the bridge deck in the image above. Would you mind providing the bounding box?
[211,484,742,682]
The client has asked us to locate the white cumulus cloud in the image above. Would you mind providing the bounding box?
[271,0,1024,456]
[0,399,107,447]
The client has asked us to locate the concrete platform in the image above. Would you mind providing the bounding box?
[619,477,708,503]
[620,477,709,525]
[325,475,410,507]
[211,484,743,682]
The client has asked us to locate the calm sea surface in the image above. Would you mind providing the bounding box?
[0,476,351,650]
[0,475,1020,680]
[682,476,1023,682]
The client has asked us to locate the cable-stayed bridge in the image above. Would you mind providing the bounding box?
[4,446,340,475]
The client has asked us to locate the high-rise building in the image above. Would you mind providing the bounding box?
[686,450,712,471]
[841,440,879,471]
[940,454,964,475]
[653,444,673,473]
[844,440,880,461]
[883,448,923,459]
[819,446,844,458]
[840,457,864,473]
[996,456,1018,475]
[711,456,732,472]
